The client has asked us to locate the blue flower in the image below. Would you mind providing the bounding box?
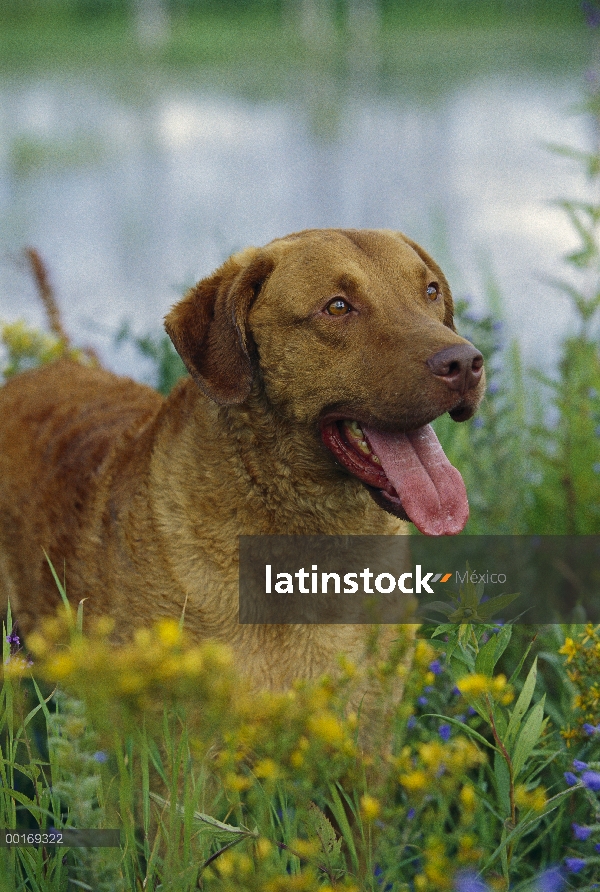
[487,381,500,395]
[439,724,451,742]
[581,771,600,793]
[573,760,588,770]
[93,751,108,763]
[564,772,579,786]
[573,823,592,840]
[583,1,600,29]
[593,463,600,475]
[453,871,489,892]
[565,857,586,873]
[535,867,563,892]
[582,723,600,735]
[407,715,417,730]
[418,696,428,707]
[407,808,416,820]
[429,659,443,675]
[473,418,484,429]
[6,631,20,649]
[582,770,600,791]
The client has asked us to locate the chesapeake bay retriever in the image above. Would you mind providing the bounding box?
[0,229,484,687]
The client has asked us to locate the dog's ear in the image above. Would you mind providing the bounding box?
[394,233,456,331]
[165,248,274,404]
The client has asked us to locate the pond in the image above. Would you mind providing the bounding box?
[0,58,594,382]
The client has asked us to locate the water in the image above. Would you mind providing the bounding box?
[0,70,593,382]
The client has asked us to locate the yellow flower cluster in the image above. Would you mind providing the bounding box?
[514,784,547,813]
[559,625,600,742]
[1,319,93,380]
[456,672,514,705]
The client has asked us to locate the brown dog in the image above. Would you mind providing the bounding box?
[0,229,484,687]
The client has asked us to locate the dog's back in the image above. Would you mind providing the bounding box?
[0,360,162,629]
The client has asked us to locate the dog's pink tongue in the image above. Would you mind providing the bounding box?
[363,424,469,536]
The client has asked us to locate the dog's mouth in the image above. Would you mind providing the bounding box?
[320,419,469,536]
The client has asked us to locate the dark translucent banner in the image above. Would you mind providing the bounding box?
[238,536,600,624]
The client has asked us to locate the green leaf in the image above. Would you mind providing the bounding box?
[506,657,537,750]
[475,591,522,621]
[512,696,546,778]
[475,625,512,677]
[494,750,511,816]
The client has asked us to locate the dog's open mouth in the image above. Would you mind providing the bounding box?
[320,419,469,536]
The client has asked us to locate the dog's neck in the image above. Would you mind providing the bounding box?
[151,378,402,539]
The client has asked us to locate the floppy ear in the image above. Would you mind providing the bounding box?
[395,233,456,331]
[164,248,274,404]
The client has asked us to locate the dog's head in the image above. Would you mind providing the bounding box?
[165,229,485,535]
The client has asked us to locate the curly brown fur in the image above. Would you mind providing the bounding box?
[0,229,484,689]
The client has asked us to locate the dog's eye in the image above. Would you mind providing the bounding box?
[427,283,440,300]
[326,297,352,316]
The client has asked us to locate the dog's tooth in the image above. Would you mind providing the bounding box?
[357,439,371,455]
[345,420,364,439]
[372,455,381,464]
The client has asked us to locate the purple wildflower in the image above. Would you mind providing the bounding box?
[535,867,563,892]
[6,630,20,650]
[429,659,443,675]
[418,696,428,707]
[583,1,600,29]
[453,871,488,892]
[582,723,600,735]
[407,715,417,730]
[596,843,600,853]
[573,823,593,840]
[582,770,600,791]
[564,772,579,786]
[573,760,588,770]
[565,857,586,873]
[407,808,416,820]
[439,724,451,742]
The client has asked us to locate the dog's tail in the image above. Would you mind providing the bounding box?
[24,247,71,348]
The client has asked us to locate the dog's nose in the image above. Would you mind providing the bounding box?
[426,344,484,394]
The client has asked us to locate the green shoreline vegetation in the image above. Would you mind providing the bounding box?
[0,1,592,97]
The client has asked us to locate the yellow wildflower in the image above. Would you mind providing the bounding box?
[360,794,381,822]
[224,772,252,793]
[456,674,490,697]
[24,632,48,657]
[309,712,345,745]
[418,740,445,771]
[459,784,476,812]
[255,838,272,859]
[254,758,279,781]
[399,770,428,793]
[44,652,75,680]
[156,618,182,647]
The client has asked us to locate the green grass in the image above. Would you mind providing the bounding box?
[0,6,591,101]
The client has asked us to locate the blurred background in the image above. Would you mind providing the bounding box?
[0,0,595,376]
